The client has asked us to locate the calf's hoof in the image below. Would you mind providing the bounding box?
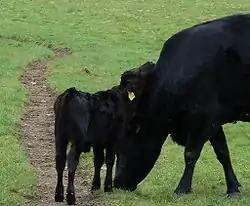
[104,186,113,193]
[66,193,76,205]
[55,193,64,202]
[227,192,241,198]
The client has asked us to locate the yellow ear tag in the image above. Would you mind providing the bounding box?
[128,91,135,101]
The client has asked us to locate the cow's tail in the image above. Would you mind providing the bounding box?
[54,87,78,115]
[62,87,79,106]
[54,87,79,145]
[54,88,79,173]
[64,87,78,101]
[54,87,91,153]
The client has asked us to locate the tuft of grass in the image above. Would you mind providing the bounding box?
[0,39,52,205]
[0,0,250,206]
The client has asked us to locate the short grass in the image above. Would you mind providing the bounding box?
[105,123,250,206]
[0,0,250,205]
[0,39,52,205]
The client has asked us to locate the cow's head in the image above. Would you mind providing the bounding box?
[114,61,167,191]
[119,60,155,103]
[114,127,166,191]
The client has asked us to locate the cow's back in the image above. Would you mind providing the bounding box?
[151,13,250,124]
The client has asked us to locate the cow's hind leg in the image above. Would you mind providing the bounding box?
[91,147,104,192]
[210,126,240,196]
[55,133,68,202]
[104,147,115,192]
[66,145,81,205]
[174,118,216,194]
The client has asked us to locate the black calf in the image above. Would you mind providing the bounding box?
[54,61,155,205]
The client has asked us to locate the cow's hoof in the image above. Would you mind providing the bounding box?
[104,186,113,193]
[55,193,64,202]
[174,187,191,195]
[66,193,76,205]
[227,192,241,198]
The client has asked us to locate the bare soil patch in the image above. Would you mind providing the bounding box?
[19,46,101,205]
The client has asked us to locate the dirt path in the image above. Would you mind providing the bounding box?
[19,46,100,206]
[0,36,103,205]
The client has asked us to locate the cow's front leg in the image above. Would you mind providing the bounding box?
[174,119,216,194]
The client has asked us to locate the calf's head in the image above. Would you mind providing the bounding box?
[114,61,166,191]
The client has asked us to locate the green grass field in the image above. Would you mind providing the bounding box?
[0,40,51,205]
[0,0,250,205]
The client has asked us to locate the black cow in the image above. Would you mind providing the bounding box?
[114,13,250,197]
[54,61,155,205]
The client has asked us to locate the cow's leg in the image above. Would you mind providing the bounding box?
[91,147,104,192]
[210,126,240,196]
[66,145,81,205]
[174,119,215,194]
[104,147,115,192]
[55,134,68,202]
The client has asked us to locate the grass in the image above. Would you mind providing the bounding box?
[105,123,250,206]
[0,0,250,205]
[0,39,52,205]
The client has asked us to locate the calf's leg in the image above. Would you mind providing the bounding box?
[91,147,104,191]
[104,147,115,192]
[55,134,68,202]
[210,126,240,196]
[66,145,81,205]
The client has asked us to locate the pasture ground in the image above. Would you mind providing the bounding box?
[0,0,250,206]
